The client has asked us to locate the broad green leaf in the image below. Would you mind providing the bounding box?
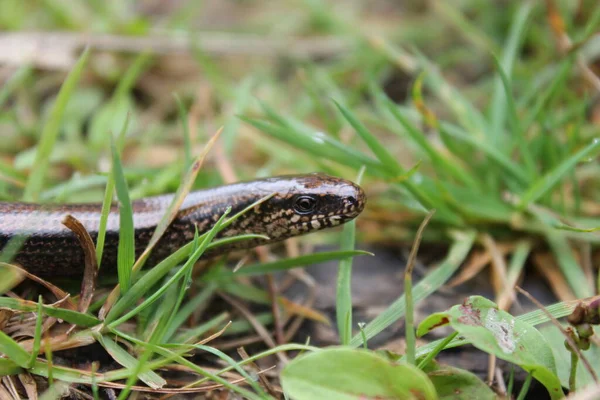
[281,348,437,400]
[428,296,564,399]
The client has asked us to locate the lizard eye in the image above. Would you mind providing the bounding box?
[293,195,317,214]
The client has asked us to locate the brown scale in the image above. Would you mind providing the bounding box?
[0,173,366,278]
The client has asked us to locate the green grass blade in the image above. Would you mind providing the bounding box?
[27,296,44,368]
[0,66,32,109]
[518,139,600,210]
[0,297,100,327]
[0,331,30,368]
[349,230,476,347]
[88,52,152,149]
[174,313,229,343]
[96,334,166,389]
[546,231,592,298]
[194,344,268,396]
[23,48,90,201]
[491,54,536,179]
[0,358,22,376]
[417,53,489,136]
[522,56,575,132]
[110,139,135,293]
[333,100,403,176]
[96,115,129,268]
[489,2,533,142]
[382,94,479,189]
[164,282,217,342]
[241,116,384,174]
[211,250,372,278]
[175,94,193,170]
[336,169,364,345]
[441,122,529,185]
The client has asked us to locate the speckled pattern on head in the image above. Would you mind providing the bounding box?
[0,173,366,278]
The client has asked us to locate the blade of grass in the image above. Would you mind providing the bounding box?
[380,93,479,190]
[96,334,166,389]
[108,328,265,400]
[96,114,129,268]
[194,344,268,396]
[99,128,222,319]
[405,210,436,364]
[88,52,153,149]
[0,65,32,109]
[336,168,364,345]
[175,94,193,170]
[0,297,100,327]
[522,55,575,132]
[441,122,530,185]
[334,100,462,224]
[211,250,372,278]
[518,139,600,210]
[23,48,90,201]
[156,229,201,343]
[0,330,31,368]
[491,54,536,178]
[174,312,229,344]
[103,194,275,322]
[110,138,135,293]
[131,128,223,274]
[27,296,44,368]
[489,1,533,142]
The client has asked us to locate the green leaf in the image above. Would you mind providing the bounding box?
[281,348,437,400]
[423,361,496,400]
[541,325,600,390]
[417,312,451,337]
[433,296,564,399]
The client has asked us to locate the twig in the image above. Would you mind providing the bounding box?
[404,209,435,365]
[0,32,350,70]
